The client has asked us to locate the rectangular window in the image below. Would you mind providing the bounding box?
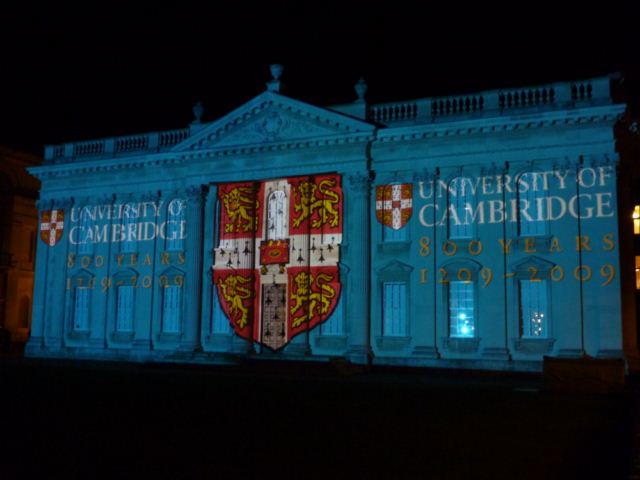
[518,173,546,237]
[382,282,407,336]
[519,280,548,338]
[448,281,474,338]
[636,257,640,290]
[449,178,473,239]
[162,285,181,333]
[116,285,134,332]
[634,206,640,235]
[73,287,90,331]
[166,199,186,251]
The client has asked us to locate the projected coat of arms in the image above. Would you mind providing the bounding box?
[375,184,412,229]
[213,174,343,350]
[39,209,65,246]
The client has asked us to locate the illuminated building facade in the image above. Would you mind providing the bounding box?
[26,69,637,371]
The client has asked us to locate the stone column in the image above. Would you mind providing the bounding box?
[179,185,207,351]
[411,170,439,358]
[345,172,373,364]
[25,199,51,355]
[200,184,218,348]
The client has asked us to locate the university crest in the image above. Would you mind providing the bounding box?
[375,184,413,230]
[213,175,342,351]
[39,209,65,246]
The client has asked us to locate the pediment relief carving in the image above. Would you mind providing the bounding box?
[174,93,374,152]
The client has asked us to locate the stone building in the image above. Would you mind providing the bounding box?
[26,68,637,371]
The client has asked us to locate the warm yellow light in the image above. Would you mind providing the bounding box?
[635,207,640,234]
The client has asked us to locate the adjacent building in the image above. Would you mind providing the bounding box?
[0,146,40,343]
[26,68,637,372]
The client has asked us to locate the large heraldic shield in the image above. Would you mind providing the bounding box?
[213,175,342,351]
[375,184,412,230]
[39,209,65,246]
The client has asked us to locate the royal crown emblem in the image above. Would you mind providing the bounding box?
[39,209,65,247]
[375,183,413,230]
[213,175,343,351]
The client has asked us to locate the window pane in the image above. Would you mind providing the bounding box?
[74,286,90,331]
[449,178,473,239]
[519,280,548,338]
[519,173,545,236]
[167,199,186,251]
[383,282,406,336]
[633,206,640,235]
[163,285,181,333]
[116,285,134,332]
[449,281,474,338]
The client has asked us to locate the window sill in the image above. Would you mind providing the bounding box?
[375,335,411,351]
[157,332,183,343]
[111,331,135,343]
[513,337,555,354]
[443,337,480,353]
[68,330,90,341]
[315,335,348,350]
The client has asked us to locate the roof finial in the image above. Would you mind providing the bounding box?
[354,77,367,103]
[192,101,204,124]
[267,64,283,93]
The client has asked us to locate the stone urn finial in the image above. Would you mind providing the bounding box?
[267,64,284,92]
[355,77,368,103]
[192,101,204,124]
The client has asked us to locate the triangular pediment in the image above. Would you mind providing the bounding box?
[173,91,374,152]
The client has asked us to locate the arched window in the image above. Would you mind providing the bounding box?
[266,190,287,240]
[518,172,546,236]
[448,177,474,239]
[166,198,186,251]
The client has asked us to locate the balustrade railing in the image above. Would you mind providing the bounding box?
[44,76,612,163]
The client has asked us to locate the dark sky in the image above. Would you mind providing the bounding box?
[1,1,638,154]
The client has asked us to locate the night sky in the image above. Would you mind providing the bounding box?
[1,1,637,154]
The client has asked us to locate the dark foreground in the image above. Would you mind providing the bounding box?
[0,356,634,479]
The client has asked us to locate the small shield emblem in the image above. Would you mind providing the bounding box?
[40,209,65,246]
[376,184,413,230]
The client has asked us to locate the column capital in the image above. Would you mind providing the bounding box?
[347,172,370,193]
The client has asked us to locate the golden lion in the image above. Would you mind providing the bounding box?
[222,187,259,233]
[292,179,340,229]
[218,274,254,328]
[289,271,336,327]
